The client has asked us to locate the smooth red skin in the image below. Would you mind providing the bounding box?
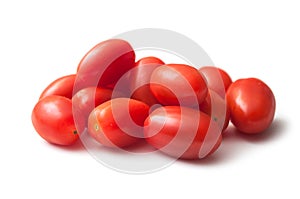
[39,74,76,99]
[199,89,230,131]
[150,64,208,107]
[88,98,150,148]
[130,56,165,106]
[199,66,232,98]
[226,78,276,134]
[72,87,114,133]
[75,39,135,92]
[144,106,222,160]
[32,95,78,145]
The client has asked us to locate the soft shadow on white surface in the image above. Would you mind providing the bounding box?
[178,117,287,166]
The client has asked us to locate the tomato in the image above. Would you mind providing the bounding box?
[144,106,222,159]
[226,78,276,134]
[129,56,165,106]
[32,95,78,145]
[39,74,76,99]
[75,39,135,92]
[199,66,232,98]
[72,87,115,133]
[150,64,208,107]
[88,98,150,148]
[199,89,230,131]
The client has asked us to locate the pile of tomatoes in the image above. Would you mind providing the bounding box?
[32,39,276,160]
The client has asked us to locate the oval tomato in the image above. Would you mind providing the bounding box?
[130,56,165,106]
[150,64,208,107]
[75,39,135,92]
[32,95,78,145]
[39,74,76,99]
[72,87,115,133]
[226,78,276,134]
[88,98,150,148]
[144,106,222,159]
[199,89,230,131]
[199,66,232,98]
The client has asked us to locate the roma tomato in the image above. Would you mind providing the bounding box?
[75,39,135,92]
[39,74,76,99]
[226,78,276,134]
[199,89,230,131]
[72,87,115,133]
[144,106,222,159]
[199,66,232,98]
[32,95,78,145]
[150,64,208,107]
[88,98,150,148]
[130,56,165,106]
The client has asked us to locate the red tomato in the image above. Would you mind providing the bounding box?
[39,74,76,99]
[226,78,276,134]
[150,64,208,107]
[199,66,232,98]
[199,89,230,131]
[144,106,222,159]
[72,87,115,133]
[130,56,165,106]
[75,39,135,92]
[88,98,150,148]
[32,95,79,145]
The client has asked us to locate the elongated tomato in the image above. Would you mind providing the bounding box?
[144,106,222,159]
[130,56,165,106]
[39,74,76,99]
[150,64,208,107]
[88,98,150,148]
[75,39,135,92]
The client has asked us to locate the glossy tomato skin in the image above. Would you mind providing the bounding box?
[199,66,232,98]
[32,95,78,145]
[144,106,222,159]
[39,74,76,99]
[72,87,115,133]
[88,98,150,148]
[75,39,135,92]
[226,78,276,134]
[130,56,165,106]
[150,64,208,107]
[199,89,230,131]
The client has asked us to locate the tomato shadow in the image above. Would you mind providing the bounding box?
[48,139,86,152]
[178,117,287,166]
[225,117,287,143]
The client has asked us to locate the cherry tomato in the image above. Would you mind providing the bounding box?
[32,95,78,145]
[199,89,230,131]
[72,87,115,133]
[130,56,165,106]
[199,66,232,98]
[39,74,76,99]
[88,98,150,148]
[75,39,135,92]
[144,106,222,159]
[150,64,208,107]
[226,78,276,134]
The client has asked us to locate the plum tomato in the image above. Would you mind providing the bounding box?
[144,106,222,159]
[199,89,230,131]
[88,98,150,148]
[39,74,76,99]
[199,66,232,98]
[32,95,79,145]
[150,64,208,107]
[75,39,135,92]
[226,78,276,134]
[130,56,165,106]
[72,87,115,133]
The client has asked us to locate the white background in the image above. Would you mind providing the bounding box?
[1,0,299,198]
